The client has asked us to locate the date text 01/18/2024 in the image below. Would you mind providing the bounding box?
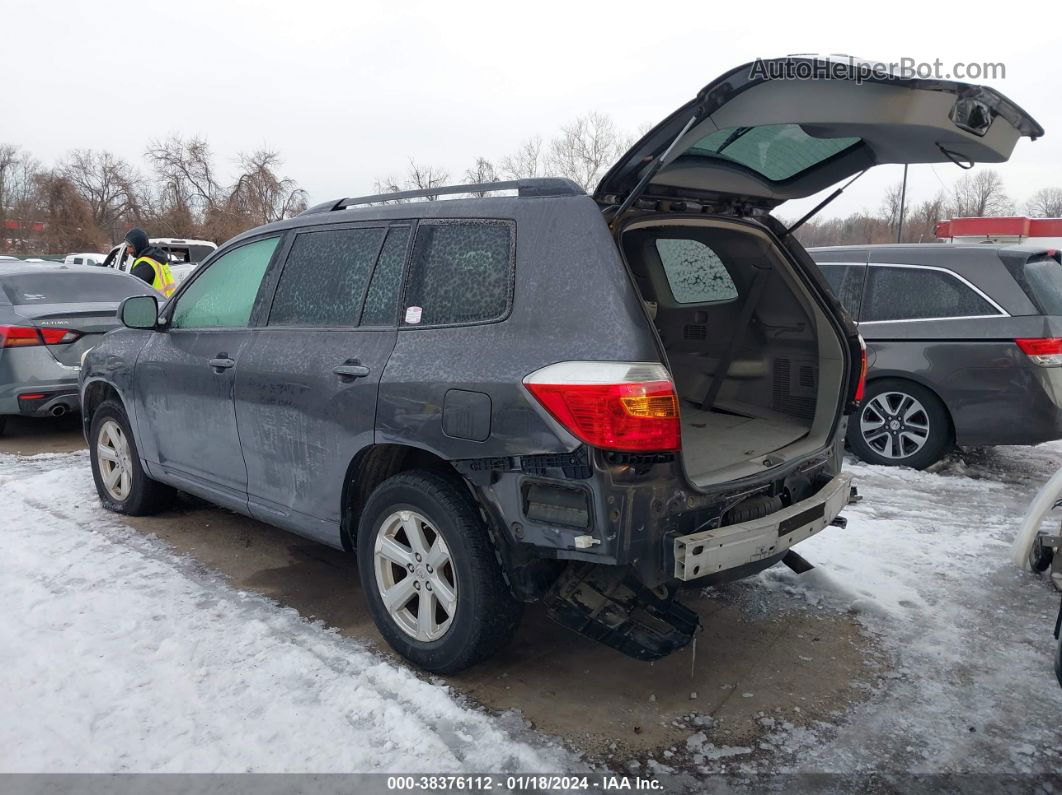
[385,775,664,791]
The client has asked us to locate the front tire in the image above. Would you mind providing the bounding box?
[357,469,522,673]
[847,379,952,469]
[89,400,175,515]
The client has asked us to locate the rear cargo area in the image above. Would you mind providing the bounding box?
[621,218,844,487]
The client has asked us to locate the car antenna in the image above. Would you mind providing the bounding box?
[607,111,703,228]
[782,170,867,238]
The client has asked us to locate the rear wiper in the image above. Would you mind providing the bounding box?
[782,170,867,238]
[607,111,702,228]
[714,126,752,155]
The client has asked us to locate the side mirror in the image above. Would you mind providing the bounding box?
[119,295,159,329]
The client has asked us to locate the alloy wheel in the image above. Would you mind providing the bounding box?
[96,419,132,501]
[860,391,931,460]
[373,510,458,642]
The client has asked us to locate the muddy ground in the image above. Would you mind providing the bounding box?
[2,414,878,759]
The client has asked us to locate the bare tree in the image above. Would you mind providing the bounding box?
[951,169,1013,217]
[0,144,20,215]
[907,191,951,242]
[226,150,308,224]
[500,136,543,180]
[463,157,498,196]
[407,160,450,198]
[0,150,46,252]
[372,160,450,201]
[881,181,904,233]
[35,170,107,252]
[545,113,625,191]
[1024,187,1062,218]
[61,149,144,240]
[145,135,222,219]
[370,176,409,204]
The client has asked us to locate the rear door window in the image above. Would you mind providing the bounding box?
[403,221,514,326]
[170,237,280,329]
[862,265,999,322]
[268,227,386,327]
[655,238,738,304]
[361,226,411,326]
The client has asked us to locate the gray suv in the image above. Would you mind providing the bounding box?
[80,57,1041,671]
[812,244,1062,468]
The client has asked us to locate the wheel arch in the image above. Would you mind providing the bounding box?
[81,379,126,437]
[340,443,467,553]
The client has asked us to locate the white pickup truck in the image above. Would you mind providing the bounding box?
[101,237,216,284]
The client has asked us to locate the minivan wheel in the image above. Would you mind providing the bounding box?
[89,400,175,515]
[847,379,951,469]
[357,469,522,673]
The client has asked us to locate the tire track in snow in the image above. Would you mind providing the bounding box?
[0,452,580,774]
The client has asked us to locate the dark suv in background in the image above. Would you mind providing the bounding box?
[80,58,1041,671]
[812,244,1062,468]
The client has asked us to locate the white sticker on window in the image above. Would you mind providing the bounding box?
[404,306,423,325]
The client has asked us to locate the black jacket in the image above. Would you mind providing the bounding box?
[129,246,170,285]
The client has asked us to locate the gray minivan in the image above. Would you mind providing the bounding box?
[80,57,1043,671]
[812,244,1062,468]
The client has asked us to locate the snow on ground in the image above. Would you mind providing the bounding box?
[2,442,1062,780]
[0,452,576,773]
[724,443,1062,777]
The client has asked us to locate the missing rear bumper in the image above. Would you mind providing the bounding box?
[674,473,852,581]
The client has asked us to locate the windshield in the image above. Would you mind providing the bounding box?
[685,124,861,182]
[0,272,157,305]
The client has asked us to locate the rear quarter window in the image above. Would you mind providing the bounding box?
[403,221,514,326]
[655,238,738,304]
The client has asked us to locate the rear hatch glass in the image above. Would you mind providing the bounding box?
[1006,254,1062,314]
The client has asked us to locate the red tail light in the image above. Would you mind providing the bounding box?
[0,325,81,348]
[523,362,681,452]
[1016,338,1062,367]
[854,336,868,403]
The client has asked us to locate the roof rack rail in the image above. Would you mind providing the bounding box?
[300,178,585,216]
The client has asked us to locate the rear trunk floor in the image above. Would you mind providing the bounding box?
[680,404,808,481]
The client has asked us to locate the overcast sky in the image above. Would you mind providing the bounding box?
[5,1,1059,224]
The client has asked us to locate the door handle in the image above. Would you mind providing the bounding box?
[333,362,370,379]
[209,357,236,372]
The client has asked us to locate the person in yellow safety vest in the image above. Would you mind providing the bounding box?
[124,227,176,296]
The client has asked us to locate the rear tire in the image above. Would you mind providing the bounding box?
[0,415,6,436]
[89,400,175,515]
[357,469,522,673]
[847,379,951,469]
[1055,628,1061,689]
